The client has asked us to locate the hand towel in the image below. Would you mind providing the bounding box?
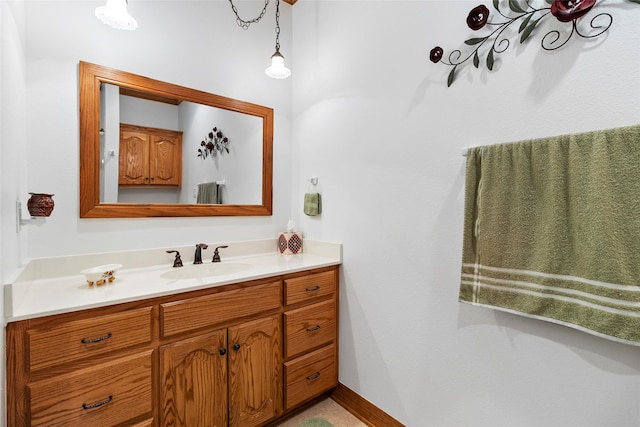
[304,193,322,216]
[460,124,640,345]
[196,182,221,204]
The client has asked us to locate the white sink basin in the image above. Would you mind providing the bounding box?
[160,262,252,280]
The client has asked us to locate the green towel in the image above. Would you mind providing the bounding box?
[304,193,322,216]
[196,182,222,204]
[460,124,640,345]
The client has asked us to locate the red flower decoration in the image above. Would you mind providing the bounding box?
[197,126,231,159]
[430,47,444,63]
[550,0,597,22]
[467,5,490,30]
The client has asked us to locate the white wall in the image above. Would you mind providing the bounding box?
[5,1,640,426]
[292,1,640,426]
[19,0,293,259]
[1,0,28,423]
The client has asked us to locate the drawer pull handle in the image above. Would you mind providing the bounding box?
[82,395,113,410]
[305,286,321,292]
[233,343,241,351]
[306,325,321,332]
[306,372,321,381]
[81,333,112,344]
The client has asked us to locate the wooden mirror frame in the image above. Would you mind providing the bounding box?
[79,61,273,218]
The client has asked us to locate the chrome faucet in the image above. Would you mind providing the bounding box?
[212,245,228,263]
[194,243,208,264]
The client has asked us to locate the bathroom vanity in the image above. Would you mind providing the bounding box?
[5,240,341,427]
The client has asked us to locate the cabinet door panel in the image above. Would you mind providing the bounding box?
[119,130,150,185]
[150,134,181,186]
[160,331,228,427]
[229,315,282,427]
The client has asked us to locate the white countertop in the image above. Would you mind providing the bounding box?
[4,239,342,322]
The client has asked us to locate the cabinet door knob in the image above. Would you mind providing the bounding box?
[233,343,241,351]
[219,348,227,356]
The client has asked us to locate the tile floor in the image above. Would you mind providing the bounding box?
[273,398,367,427]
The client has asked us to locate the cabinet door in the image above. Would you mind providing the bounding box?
[228,315,282,427]
[119,129,150,185]
[150,133,182,186]
[160,330,228,427]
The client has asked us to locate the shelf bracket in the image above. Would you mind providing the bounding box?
[16,201,44,233]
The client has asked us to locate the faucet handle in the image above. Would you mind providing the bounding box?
[166,250,183,268]
[212,245,228,263]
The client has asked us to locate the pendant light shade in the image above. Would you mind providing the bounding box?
[95,0,138,31]
[265,50,291,79]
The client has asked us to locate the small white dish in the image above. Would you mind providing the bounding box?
[81,264,123,286]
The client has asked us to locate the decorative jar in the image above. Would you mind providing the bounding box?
[27,193,55,217]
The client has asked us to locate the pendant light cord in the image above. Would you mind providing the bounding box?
[274,0,281,51]
[228,0,270,30]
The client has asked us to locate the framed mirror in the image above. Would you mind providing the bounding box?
[79,61,273,218]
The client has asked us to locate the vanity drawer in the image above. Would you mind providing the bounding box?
[28,350,153,427]
[284,344,337,409]
[284,299,336,359]
[161,280,281,337]
[27,307,153,371]
[285,270,336,306]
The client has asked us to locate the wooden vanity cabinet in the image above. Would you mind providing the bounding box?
[160,316,282,427]
[6,266,339,427]
[159,280,282,427]
[119,123,182,187]
[283,269,339,409]
[7,306,155,427]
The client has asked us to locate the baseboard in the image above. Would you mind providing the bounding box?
[330,383,405,427]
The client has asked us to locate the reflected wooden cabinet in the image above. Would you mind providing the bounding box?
[119,124,182,187]
[6,266,338,427]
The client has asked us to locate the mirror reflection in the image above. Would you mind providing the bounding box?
[101,84,263,205]
[80,61,273,218]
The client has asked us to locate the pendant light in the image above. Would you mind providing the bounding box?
[95,0,138,31]
[228,0,291,79]
[265,0,291,79]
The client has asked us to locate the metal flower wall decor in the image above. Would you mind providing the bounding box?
[197,126,230,159]
[429,0,640,87]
